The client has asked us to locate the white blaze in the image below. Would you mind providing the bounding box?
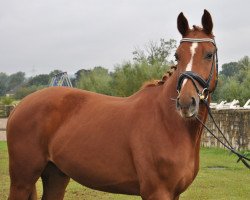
[182,42,198,87]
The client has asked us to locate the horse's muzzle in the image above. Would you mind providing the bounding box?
[176,96,198,118]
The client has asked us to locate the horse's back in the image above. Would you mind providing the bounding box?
[7,87,84,136]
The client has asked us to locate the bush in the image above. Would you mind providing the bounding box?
[111,61,169,97]
[14,85,45,100]
[0,96,14,105]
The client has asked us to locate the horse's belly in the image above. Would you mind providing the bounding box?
[50,130,140,195]
[72,173,140,195]
[55,156,140,195]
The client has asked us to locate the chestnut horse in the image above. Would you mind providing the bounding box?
[7,10,218,200]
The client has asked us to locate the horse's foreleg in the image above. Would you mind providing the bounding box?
[141,190,173,200]
[140,185,174,200]
[8,179,38,200]
[41,162,70,200]
[8,184,36,200]
[28,185,37,200]
[174,195,180,200]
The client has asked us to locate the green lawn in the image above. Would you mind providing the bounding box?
[0,141,249,199]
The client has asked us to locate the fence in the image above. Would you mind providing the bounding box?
[0,103,5,118]
[0,104,14,118]
[202,108,250,150]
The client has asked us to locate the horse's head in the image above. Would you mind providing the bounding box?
[175,10,218,118]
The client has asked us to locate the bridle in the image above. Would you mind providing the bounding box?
[175,38,250,169]
[176,37,218,100]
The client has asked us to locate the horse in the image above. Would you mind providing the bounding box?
[7,9,218,200]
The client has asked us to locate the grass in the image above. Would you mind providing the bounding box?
[0,141,249,199]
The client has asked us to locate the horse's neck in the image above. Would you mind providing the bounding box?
[160,72,208,147]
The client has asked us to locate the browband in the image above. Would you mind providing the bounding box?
[180,38,216,46]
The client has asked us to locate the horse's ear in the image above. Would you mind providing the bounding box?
[202,9,213,35]
[177,12,189,37]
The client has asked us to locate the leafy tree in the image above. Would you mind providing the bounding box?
[220,79,241,101]
[211,75,225,102]
[28,74,50,86]
[111,62,169,97]
[238,63,250,103]
[76,67,112,95]
[6,71,26,92]
[14,85,45,100]
[133,39,176,66]
[72,69,91,87]
[238,56,250,70]
[220,62,239,77]
[111,62,138,96]
[236,56,250,83]
[49,69,63,77]
[213,56,250,105]
[0,72,8,96]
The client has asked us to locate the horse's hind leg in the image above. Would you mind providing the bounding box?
[41,162,70,200]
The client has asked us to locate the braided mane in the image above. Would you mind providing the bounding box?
[142,65,177,89]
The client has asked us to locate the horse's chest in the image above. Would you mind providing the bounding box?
[156,156,198,193]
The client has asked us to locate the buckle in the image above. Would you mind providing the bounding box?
[199,88,209,100]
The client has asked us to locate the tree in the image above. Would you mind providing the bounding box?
[72,69,91,87]
[76,67,112,95]
[111,62,138,96]
[6,72,26,92]
[28,74,50,86]
[238,65,250,104]
[213,56,250,105]
[49,69,63,77]
[14,85,44,100]
[0,72,8,96]
[133,39,176,66]
[236,56,250,83]
[220,62,239,77]
[220,78,241,101]
[111,62,169,97]
[238,56,250,70]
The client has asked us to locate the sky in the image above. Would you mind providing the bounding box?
[0,0,249,76]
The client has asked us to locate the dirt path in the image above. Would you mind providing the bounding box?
[0,118,7,141]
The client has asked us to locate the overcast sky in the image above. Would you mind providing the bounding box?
[0,0,249,76]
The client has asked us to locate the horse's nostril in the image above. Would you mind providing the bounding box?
[191,97,196,107]
[176,97,181,108]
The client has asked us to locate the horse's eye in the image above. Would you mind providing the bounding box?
[205,52,213,60]
[174,53,179,61]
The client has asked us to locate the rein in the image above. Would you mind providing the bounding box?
[196,100,250,169]
[176,37,250,169]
